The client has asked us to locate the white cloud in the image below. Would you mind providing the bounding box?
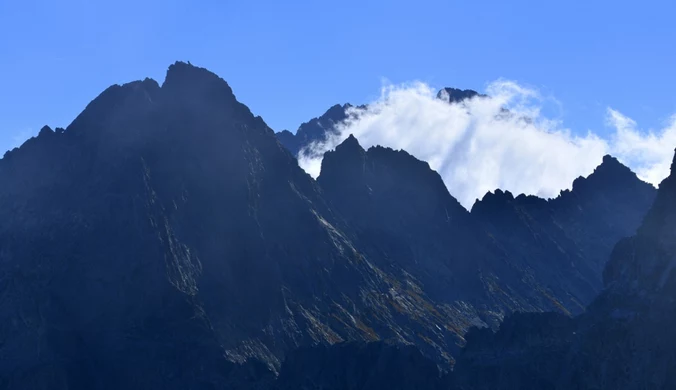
[298,81,675,209]
[606,109,676,186]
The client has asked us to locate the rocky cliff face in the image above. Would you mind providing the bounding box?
[276,103,353,155]
[317,136,570,329]
[449,151,676,390]
[471,155,656,313]
[317,135,655,325]
[0,63,465,388]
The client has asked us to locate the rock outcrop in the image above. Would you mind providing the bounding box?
[276,103,353,155]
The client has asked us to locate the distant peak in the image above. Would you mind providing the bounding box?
[38,125,54,137]
[470,188,516,214]
[599,154,627,170]
[436,88,484,104]
[588,154,636,185]
[165,61,217,81]
[335,134,363,154]
[319,134,365,166]
[493,189,515,199]
[162,61,234,99]
[317,134,366,185]
[326,103,352,115]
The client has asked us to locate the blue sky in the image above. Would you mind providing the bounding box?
[1,0,674,155]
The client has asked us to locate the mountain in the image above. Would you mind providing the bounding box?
[275,87,482,156]
[449,150,676,390]
[274,341,451,390]
[317,135,654,319]
[0,63,523,389]
[471,155,656,312]
[261,151,671,390]
[436,87,484,103]
[0,62,660,389]
[317,136,554,327]
[276,103,353,155]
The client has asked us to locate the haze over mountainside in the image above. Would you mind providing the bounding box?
[0,62,659,389]
[274,88,483,157]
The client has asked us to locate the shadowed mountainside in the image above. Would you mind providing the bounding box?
[0,62,659,389]
[449,150,676,389]
[0,63,466,388]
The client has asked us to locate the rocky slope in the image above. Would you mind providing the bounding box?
[0,63,465,388]
[281,98,655,316]
[257,151,674,390]
[471,155,656,313]
[449,150,676,390]
[317,136,569,327]
[317,135,654,322]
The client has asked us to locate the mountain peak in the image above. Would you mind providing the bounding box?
[336,134,363,153]
[38,125,54,137]
[317,134,367,184]
[471,189,516,214]
[569,154,643,194]
[278,104,353,155]
[162,61,235,101]
[436,87,484,103]
[598,154,631,173]
[326,103,352,117]
[602,154,618,164]
[164,61,221,84]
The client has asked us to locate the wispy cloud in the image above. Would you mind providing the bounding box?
[298,81,674,209]
[606,109,676,186]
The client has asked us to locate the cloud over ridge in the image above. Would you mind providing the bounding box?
[298,81,674,209]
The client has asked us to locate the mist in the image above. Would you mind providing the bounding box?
[298,81,672,209]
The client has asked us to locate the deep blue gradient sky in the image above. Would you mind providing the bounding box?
[1,0,674,154]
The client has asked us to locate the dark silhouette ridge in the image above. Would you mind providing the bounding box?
[436,87,485,103]
[275,103,353,155]
[448,150,676,390]
[0,63,520,389]
[0,62,661,389]
[319,135,653,316]
[472,153,656,285]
